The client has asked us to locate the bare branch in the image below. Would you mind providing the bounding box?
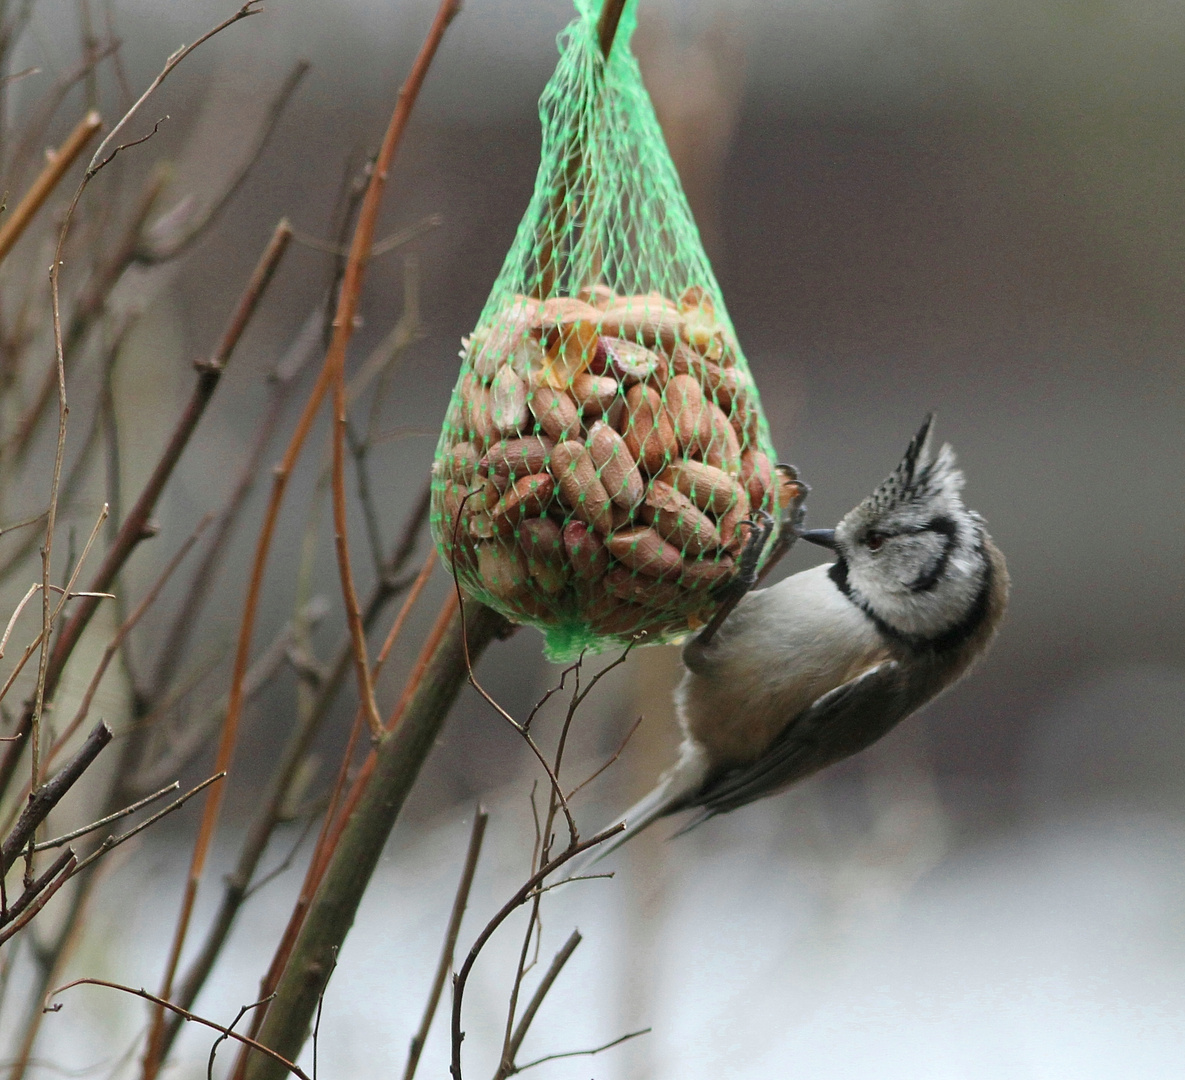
[0,111,101,266]
[84,2,262,180]
[402,808,488,1080]
[1,722,111,875]
[512,1028,651,1075]
[32,780,180,851]
[49,980,311,1080]
[71,772,224,876]
[504,930,582,1072]
[0,850,77,945]
[449,824,625,1080]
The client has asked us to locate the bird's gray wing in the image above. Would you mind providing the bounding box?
[684,660,907,825]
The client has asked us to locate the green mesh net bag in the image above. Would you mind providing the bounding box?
[431,0,783,661]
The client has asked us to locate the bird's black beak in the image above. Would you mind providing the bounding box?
[796,528,837,550]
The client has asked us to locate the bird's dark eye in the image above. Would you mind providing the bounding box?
[866,532,885,551]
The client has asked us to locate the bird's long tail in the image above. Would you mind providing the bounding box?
[575,746,709,871]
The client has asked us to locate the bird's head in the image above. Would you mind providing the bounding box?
[799,415,990,644]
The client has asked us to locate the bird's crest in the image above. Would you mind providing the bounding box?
[867,414,964,514]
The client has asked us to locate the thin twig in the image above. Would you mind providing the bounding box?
[504,930,582,1071]
[0,511,48,539]
[1,848,75,928]
[0,507,110,713]
[207,997,273,1080]
[84,3,261,178]
[1,722,111,875]
[402,808,488,1080]
[512,1029,651,1074]
[32,780,179,851]
[449,824,625,1080]
[0,111,101,265]
[49,980,311,1080]
[288,214,441,259]
[70,772,224,876]
[567,713,643,799]
[42,513,210,773]
[0,851,77,946]
[452,546,577,846]
[0,583,42,659]
[140,59,308,262]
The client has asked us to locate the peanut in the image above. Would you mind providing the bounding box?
[490,473,555,527]
[665,373,713,451]
[605,566,686,608]
[621,383,677,474]
[480,435,555,479]
[598,303,681,354]
[700,402,742,473]
[550,440,614,534]
[562,520,610,579]
[439,441,479,485]
[490,365,529,435]
[600,337,666,384]
[740,448,773,511]
[460,373,497,445]
[476,540,530,601]
[605,526,684,579]
[470,298,538,380]
[570,372,622,418]
[716,485,752,554]
[586,420,644,509]
[640,480,721,556]
[577,283,617,309]
[680,551,736,587]
[528,384,581,441]
[518,517,567,594]
[663,459,740,514]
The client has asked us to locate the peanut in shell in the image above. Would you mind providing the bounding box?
[490,473,555,528]
[439,441,479,485]
[598,304,681,355]
[663,459,742,515]
[518,517,567,594]
[716,485,752,554]
[476,540,530,601]
[699,402,742,473]
[549,440,614,534]
[480,435,555,479]
[621,383,677,474]
[740,448,773,511]
[664,373,712,451]
[640,480,721,556]
[562,520,610,579]
[490,365,529,435]
[570,372,621,418]
[528,385,581,441]
[605,566,686,608]
[605,526,684,580]
[586,420,644,509]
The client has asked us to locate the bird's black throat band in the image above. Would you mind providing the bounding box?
[828,540,994,656]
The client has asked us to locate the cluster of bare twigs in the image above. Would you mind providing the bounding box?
[0,0,647,1078]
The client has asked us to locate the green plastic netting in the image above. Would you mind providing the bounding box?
[430,0,782,661]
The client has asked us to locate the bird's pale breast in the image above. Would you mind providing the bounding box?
[676,564,888,767]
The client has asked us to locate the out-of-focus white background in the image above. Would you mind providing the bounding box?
[3,0,1185,1076]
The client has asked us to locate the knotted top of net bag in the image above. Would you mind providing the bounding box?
[431,0,784,661]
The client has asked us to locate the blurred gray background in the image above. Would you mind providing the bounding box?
[6,0,1185,1076]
